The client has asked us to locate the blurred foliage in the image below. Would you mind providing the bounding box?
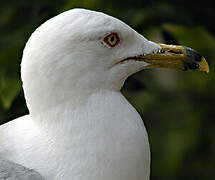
[0,0,214,179]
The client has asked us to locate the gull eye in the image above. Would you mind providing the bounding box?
[103,32,120,48]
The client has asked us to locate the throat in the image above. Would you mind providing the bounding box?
[31,90,144,137]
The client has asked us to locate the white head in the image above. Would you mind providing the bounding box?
[21,9,208,115]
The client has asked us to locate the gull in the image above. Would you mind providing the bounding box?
[0,8,209,180]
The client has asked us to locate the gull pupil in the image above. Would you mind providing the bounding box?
[110,36,115,43]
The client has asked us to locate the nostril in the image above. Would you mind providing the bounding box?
[168,50,183,54]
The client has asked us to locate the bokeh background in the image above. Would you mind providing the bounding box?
[0,0,214,179]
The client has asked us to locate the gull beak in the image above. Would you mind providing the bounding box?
[140,43,209,73]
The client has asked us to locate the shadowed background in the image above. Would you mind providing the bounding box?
[0,0,214,179]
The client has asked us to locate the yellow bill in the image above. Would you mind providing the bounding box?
[140,43,209,73]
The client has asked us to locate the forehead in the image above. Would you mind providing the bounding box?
[55,9,132,36]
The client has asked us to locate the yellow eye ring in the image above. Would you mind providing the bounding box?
[103,32,120,47]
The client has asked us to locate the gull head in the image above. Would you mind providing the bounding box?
[21,9,209,114]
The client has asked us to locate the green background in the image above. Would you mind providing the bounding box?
[0,0,214,179]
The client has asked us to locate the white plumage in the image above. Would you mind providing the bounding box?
[0,8,162,180]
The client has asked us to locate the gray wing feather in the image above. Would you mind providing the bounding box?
[0,159,44,180]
